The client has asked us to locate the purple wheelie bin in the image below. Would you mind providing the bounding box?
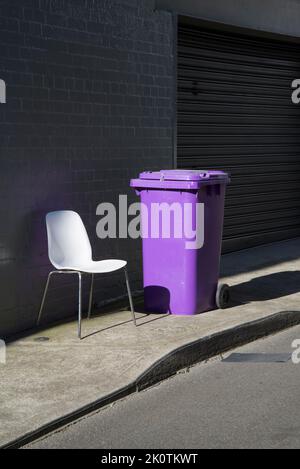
[130,170,230,315]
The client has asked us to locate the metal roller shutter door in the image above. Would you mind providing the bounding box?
[177,19,300,252]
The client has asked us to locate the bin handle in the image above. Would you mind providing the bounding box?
[160,172,210,182]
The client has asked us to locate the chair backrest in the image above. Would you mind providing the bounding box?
[46,211,92,269]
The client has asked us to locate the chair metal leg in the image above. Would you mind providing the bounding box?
[78,272,82,339]
[38,268,135,339]
[37,272,54,326]
[88,274,94,320]
[124,268,137,327]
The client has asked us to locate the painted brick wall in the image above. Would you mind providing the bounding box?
[0,0,175,338]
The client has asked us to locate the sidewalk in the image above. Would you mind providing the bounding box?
[1,238,300,448]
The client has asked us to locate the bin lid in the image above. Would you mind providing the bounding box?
[139,170,229,182]
[131,169,230,190]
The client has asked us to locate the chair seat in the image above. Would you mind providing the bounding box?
[64,259,127,274]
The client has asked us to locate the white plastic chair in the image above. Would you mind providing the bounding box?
[37,211,137,339]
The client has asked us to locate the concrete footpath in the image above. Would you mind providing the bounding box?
[25,325,300,449]
[1,238,300,448]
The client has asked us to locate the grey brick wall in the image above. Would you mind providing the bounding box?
[0,0,175,338]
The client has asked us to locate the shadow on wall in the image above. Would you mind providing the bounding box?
[230,271,300,304]
[0,209,49,332]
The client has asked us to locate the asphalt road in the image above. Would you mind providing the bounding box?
[25,325,300,449]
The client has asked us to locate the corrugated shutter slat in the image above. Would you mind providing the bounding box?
[178,21,300,252]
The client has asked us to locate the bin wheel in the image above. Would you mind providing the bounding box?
[216,283,230,309]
